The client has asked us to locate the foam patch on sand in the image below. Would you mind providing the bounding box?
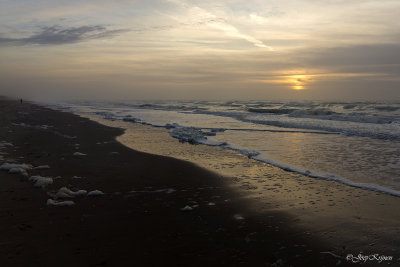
[87,190,104,196]
[40,125,52,130]
[8,167,28,176]
[1,163,32,176]
[181,205,193,211]
[233,214,245,220]
[29,176,53,188]
[128,188,176,194]
[47,199,75,206]
[33,165,50,170]
[55,187,87,198]
[12,123,52,130]
[11,122,27,127]
[54,131,77,139]
[73,152,86,156]
[0,141,13,148]
[1,163,32,171]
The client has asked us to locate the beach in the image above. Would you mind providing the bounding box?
[0,97,398,266]
[2,0,399,265]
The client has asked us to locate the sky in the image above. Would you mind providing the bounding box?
[0,0,399,101]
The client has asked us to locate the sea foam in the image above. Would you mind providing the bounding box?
[87,190,104,196]
[47,199,75,206]
[1,163,32,176]
[29,176,53,188]
[56,187,87,198]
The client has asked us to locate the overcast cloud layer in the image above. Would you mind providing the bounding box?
[0,0,399,101]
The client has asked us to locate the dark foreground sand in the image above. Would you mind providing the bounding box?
[0,98,383,266]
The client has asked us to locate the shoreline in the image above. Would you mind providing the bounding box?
[0,98,346,266]
[59,100,400,199]
[74,105,400,262]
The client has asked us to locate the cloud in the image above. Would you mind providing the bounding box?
[293,43,400,78]
[0,25,128,46]
[168,0,273,50]
[207,20,272,49]
[249,13,269,24]
[307,44,400,66]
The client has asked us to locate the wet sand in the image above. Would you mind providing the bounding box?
[83,109,400,265]
[87,113,400,254]
[0,98,397,266]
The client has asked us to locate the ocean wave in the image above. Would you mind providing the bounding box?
[374,105,400,112]
[78,100,400,141]
[247,108,297,114]
[287,110,394,124]
[238,117,400,141]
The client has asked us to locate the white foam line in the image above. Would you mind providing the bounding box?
[195,139,400,198]
[250,154,400,198]
[199,127,338,135]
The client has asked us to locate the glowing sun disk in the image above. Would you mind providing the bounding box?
[288,74,308,90]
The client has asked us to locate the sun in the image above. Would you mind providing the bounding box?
[288,75,308,90]
[292,84,304,90]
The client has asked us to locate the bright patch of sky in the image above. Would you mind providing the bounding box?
[0,0,399,100]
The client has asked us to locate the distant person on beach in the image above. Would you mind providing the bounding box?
[20,98,23,104]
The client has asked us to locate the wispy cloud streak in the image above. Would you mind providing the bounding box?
[0,25,128,46]
[168,0,273,50]
[207,20,272,49]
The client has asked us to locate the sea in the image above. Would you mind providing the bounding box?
[46,100,400,197]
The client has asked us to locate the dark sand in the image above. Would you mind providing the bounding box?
[0,98,385,266]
